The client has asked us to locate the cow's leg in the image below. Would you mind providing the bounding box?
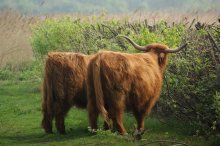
[54,102,70,134]
[133,103,148,136]
[108,92,126,135]
[103,107,111,130]
[42,111,53,134]
[88,108,98,130]
[103,121,111,130]
[133,112,146,140]
[87,77,99,130]
[41,92,54,134]
[146,96,158,115]
[134,97,158,136]
[55,111,66,134]
[88,99,99,130]
[111,108,126,135]
[134,112,145,134]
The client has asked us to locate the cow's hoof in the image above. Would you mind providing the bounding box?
[133,129,144,140]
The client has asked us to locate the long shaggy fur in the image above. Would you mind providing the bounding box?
[42,52,93,134]
[87,44,169,135]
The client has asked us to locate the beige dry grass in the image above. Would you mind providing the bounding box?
[58,10,220,25]
[125,10,220,24]
[0,11,34,69]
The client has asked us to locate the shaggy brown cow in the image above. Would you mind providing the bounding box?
[87,36,187,136]
[42,52,93,134]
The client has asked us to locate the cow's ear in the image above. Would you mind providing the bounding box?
[158,53,165,65]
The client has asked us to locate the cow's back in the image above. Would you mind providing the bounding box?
[46,52,89,108]
[96,51,163,110]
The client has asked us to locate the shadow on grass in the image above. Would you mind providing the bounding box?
[0,126,94,145]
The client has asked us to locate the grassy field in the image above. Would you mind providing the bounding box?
[0,80,219,146]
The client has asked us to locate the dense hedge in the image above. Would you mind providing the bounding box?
[31,18,186,56]
[160,26,220,136]
[31,17,220,136]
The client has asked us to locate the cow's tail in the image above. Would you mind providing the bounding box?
[93,55,110,126]
[41,59,53,133]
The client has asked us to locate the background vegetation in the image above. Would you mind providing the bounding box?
[0,0,220,14]
[0,10,220,145]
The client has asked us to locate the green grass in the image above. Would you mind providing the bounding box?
[0,80,219,146]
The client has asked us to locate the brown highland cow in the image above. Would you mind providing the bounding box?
[86,36,187,136]
[42,52,93,134]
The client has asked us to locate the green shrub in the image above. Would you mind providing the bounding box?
[0,60,43,82]
[158,26,220,136]
[130,21,186,48]
[17,60,43,81]
[31,17,126,57]
[31,17,87,57]
[0,67,15,80]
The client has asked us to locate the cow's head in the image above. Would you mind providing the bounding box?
[121,35,187,69]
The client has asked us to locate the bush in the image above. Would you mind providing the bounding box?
[0,60,43,82]
[158,24,220,136]
[31,17,127,57]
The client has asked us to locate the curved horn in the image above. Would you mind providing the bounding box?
[164,43,188,53]
[119,35,149,51]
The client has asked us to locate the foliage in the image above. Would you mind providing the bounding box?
[31,17,126,57]
[31,18,186,57]
[31,17,87,56]
[131,20,186,48]
[0,60,43,81]
[158,24,220,136]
